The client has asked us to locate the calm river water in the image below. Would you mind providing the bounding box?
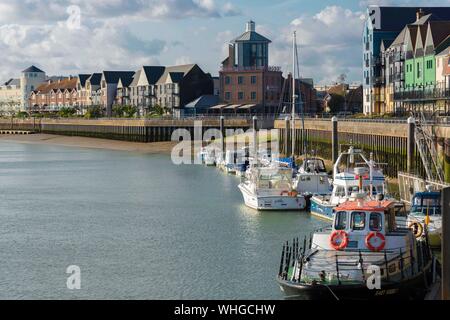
[0,141,327,299]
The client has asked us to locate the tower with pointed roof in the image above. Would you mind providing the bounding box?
[219,21,282,114]
[20,65,46,110]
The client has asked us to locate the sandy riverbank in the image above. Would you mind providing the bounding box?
[0,134,178,154]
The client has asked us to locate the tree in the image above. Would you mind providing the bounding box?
[327,93,345,114]
[123,105,137,118]
[58,107,77,118]
[84,105,103,119]
[149,104,167,117]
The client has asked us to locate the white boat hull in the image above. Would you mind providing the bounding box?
[238,184,306,211]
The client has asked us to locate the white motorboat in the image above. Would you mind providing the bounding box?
[293,158,332,196]
[238,166,306,211]
[310,147,391,221]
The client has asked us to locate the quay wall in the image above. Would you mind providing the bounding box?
[275,119,450,180]
[0,118,252,143]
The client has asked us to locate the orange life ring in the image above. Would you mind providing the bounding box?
[365,232,386,252]
[408,221,424,238]
[289,190,299,197]
[329,230,349,251]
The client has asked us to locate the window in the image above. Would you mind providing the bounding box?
[335,211,348,230]
[351,212,366,231]
[369,213,382,231]
[238,76,244,84]
[225,76,231,85]
[225,92,231,100]
[417,62,422,78]
[335,186,345,197]
[251,76,257,84]
[251,92,257,100]
[238,92,244,100]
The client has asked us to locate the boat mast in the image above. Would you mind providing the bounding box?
[291,31,296,160]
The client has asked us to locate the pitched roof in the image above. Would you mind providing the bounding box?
[118,73,135,88]
[233,31,271,43]
[87,73,102,86]
[22,65,45,73]
[2,79,20,87]
[102,71,135,84]
[33,78,78,94]
[142,66,166,84]
[428,21,450,47]
[130,70,141,87]
[156,64,196,85]
[376,7,450,31]
[185,95,219,109]
[77,74,91,87]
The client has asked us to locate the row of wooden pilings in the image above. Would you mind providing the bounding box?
[278,116,450,180]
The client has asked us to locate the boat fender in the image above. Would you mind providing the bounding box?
[329,230,349,251]
[365,232,386,252]
[408,221,424,238]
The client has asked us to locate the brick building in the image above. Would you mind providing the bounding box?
[219,21,282,114]
[29,77,78,111]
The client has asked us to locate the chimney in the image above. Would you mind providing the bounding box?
[416,8,425,21]
[246,20,255,32]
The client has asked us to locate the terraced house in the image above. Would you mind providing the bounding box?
[29,77,78,111]
[395,20,450,114]
[115,64,213,117]
[362,6,450,115]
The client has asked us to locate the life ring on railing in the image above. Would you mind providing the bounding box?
[408,221,424,238]
[365,232,386,252]
[329,230,349,251]
[280,191,290,196]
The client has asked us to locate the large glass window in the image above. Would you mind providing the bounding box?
[335,211,348,230]
[351,212,366,231]
[369,213,382,231]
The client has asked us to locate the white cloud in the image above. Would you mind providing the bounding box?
[266,6,365,85]
[0,0,242,81]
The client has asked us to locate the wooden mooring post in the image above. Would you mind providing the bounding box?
[332,117,338,165]
[407,117,415,174]
[442,186,450,300]
[220,116,225,154]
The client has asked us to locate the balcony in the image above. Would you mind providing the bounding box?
[394,87,450,101]
[220,65,281,73]
[372,76,385,85]
[394,52,405,62]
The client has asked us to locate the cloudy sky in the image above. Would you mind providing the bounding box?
[0,0,449,85]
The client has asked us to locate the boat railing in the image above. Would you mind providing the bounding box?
[278,236,431,286]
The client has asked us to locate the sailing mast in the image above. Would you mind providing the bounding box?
[291,31,296,159]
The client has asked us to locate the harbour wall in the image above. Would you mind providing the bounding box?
[0,118,254,143]
[275,118,450,180]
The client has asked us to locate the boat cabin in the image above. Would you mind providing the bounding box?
[300,158,327,174]
[411,191,441,216]
[312,196,408,252]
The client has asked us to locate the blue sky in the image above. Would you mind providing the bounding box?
[1,0,449,85]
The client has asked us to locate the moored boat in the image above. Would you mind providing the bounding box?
[238,166,307,211]
[407,188,442,248]
[277,194,435,300]
[310,147,390,221]
[294,158,332,197]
